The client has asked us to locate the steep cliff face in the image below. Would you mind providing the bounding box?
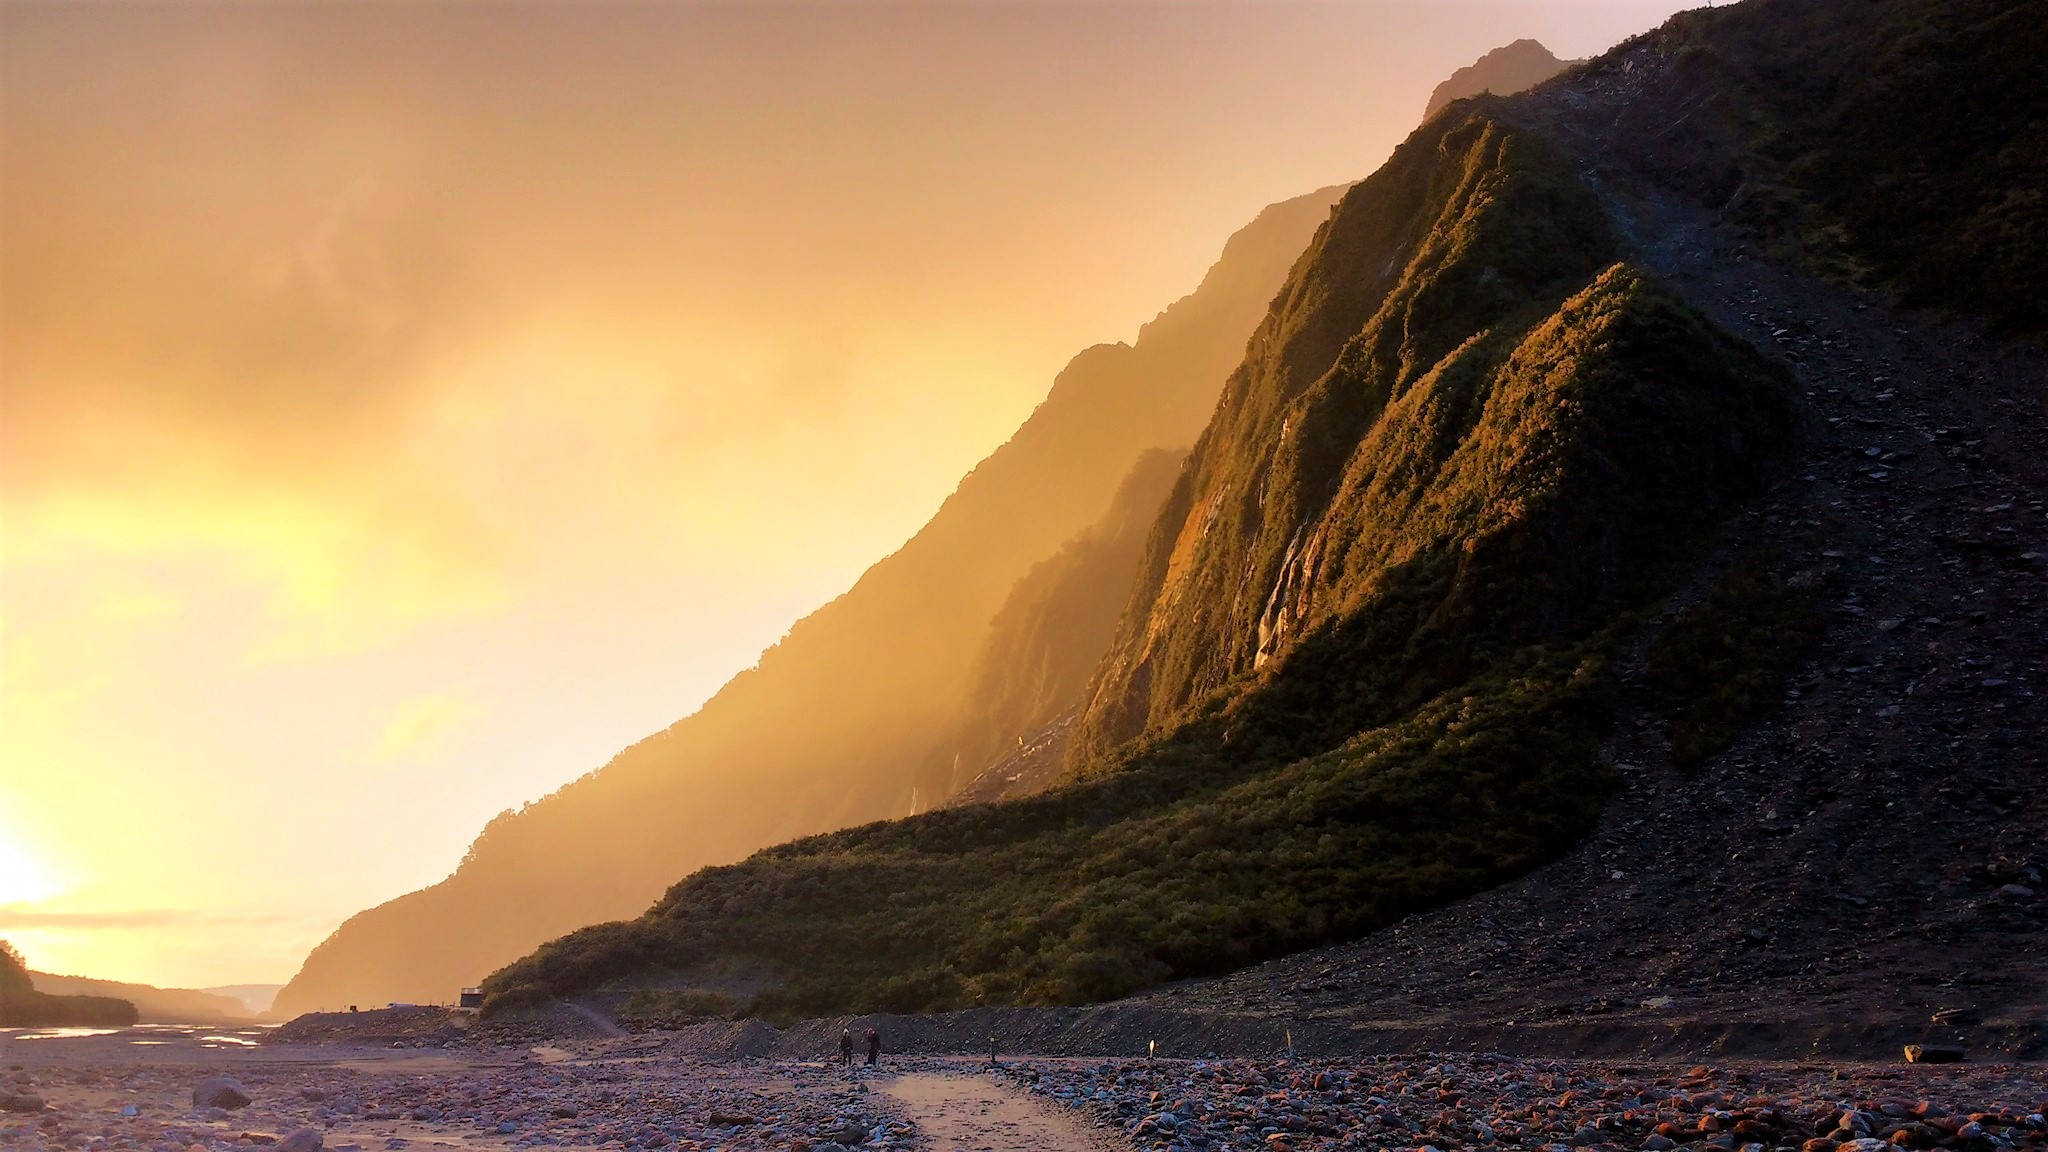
[479,104,1797,1017]
[272,186,1344,1016]
[1069,115,1633,766]
[934,449,1187,807]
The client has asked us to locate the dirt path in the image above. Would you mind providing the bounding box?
[882,1069,1124,1152]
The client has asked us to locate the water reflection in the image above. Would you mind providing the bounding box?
[0,1023,278,1049]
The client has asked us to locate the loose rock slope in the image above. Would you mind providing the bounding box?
[1127,5,2048,1052]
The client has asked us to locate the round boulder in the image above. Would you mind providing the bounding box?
[193,1077,253,1110]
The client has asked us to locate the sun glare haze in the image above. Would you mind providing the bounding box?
[6,0,1703,991]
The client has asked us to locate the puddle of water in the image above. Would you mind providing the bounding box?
[6,1022,280,1050]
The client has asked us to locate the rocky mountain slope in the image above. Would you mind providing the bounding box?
[480,0,2044,1027]
[930,41,1590,816]
[1134,206,2048,1045]
[275,35,1583,1019]
[272,185,1346,1016]
[480,111,1793,1020]
[1124,0,2048,1042]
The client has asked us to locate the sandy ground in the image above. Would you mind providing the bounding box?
[883,1069,1122,1152]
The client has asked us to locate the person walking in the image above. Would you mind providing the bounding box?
[863,1027,881,1067]
[838,1028,854,1068]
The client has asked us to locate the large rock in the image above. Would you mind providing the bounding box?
[1902,1045,1964,1065]
[0,1092,45,1114]
[193,1077,252,1110]
[277,1127,324,1152]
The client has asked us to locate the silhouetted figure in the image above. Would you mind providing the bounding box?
[864,1027,881,1066]
[838,1028,854,1067]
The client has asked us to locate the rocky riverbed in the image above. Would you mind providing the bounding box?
[5,1032,2044,1152]
[0,1044,913,1152]
[1000,1054,2048,1152]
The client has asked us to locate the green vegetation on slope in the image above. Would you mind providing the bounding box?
[1645,561,1828,771]
[0,941,139,1028]
[482,109,1796,1017]
[618,987,739,1028]
[1068,111,1724,766]
[490,645,1614,1017]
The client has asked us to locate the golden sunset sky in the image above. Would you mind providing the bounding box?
[1,1,1694,991]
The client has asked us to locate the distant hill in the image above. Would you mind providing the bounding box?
[200,983,284,1016]
[1,942,138,1028]
[272,182,1348,1016]
[482,0,2045,1018]
[30,971,254,1023]
[1424,39,1571,121]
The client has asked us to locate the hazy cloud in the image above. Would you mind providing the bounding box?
[371,693,486,762]
[0,906,293,931]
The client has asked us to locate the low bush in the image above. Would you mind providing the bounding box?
[1645,561,1826,769]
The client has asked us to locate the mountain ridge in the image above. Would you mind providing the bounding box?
[272,183,1347,1016]
[29,970,255,1023]
[476,0,2045,1021]
[1,944,139,1028]
[478,102,1800,1016]
[276,35,1591,1017]
[1423,39,1572,122]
